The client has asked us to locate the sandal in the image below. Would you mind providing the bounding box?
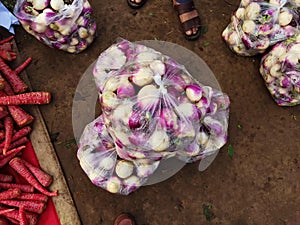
[127,0,147,9]
[173,0,202,40]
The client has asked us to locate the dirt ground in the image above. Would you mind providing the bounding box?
[11,0,300,224]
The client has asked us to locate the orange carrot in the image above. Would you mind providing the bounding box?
[0,58,28,93]
[9,157,58,197]
[0,92,51,105]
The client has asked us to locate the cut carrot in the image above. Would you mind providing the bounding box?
[0,188,21,200]
[0,199,46,214]
[0,183,34,193]
[14,58,32,75]
[9,157,58,197]
[8,106,34,127]
[0,58,28,93]
[0,92,51,105]
[0,174,13,183]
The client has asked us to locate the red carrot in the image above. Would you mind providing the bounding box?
[0,50,16,61]
[0,206,38,225]
[19,206,28,225]
[16,193,48,203]
[0,146,25,168]
[0,199,46,214]
[0,92,51,105]
[0,42,12,52]
[0,216,9,225]
[1,78,14,96]
[0,174,13,183]
[6,217,18,224]
[0,127,32,148]
[8,106,34,127]
[0,107,8,120]
[0,188,21,200]
[0,183,34,193]
[9,157,58,197]
[0,137,29,154]
[0,209,14,215]
[14,58,32,75]
[0,58,28,93]
[0,77,4,90]
[0,36,14,45]
[3,116,13,155]
[22,159,53,187]
[0,130,5,141]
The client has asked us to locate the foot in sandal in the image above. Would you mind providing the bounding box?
[113,213,136,225]
[127,0,147,9]
[173,0,202,40]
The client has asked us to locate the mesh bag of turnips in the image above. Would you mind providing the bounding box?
[259,34,300,106]
[222,0,300,56]
[13,0,96,53]
[77,39,230,195]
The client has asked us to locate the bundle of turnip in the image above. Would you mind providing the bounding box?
[222,0,299,56]
[77,115,160,195]
[13,0,97,53]
[77,39,230,195]
[259,34,300,106]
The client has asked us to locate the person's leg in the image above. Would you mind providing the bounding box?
[173,0,202,40]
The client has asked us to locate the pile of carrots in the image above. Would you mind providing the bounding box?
[0,35,57,225]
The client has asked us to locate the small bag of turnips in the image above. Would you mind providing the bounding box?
[222,0,300,56]
[14,0,97,53]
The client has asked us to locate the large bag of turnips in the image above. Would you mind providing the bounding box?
[77,39,230,195]
[223,0,300,106]
[13,0,96,53]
